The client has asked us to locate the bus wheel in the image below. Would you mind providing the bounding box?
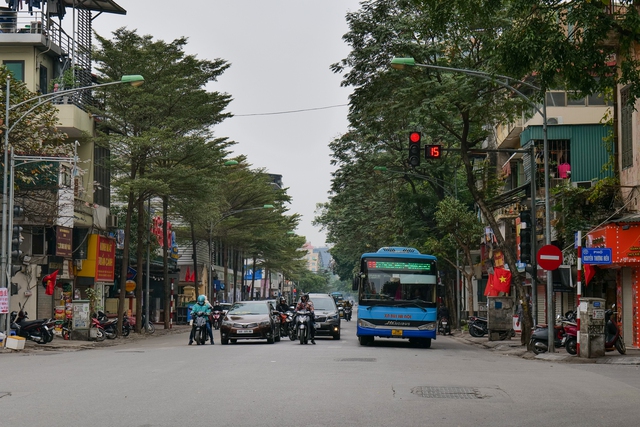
[358,336,373,346]
[420,338,431,349]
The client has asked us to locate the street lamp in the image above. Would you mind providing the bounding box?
[1,74,145,332]
[390,57,554,350]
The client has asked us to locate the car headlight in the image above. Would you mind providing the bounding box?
[260,321,271,327]
[221,321,232,327]
[328,314,338,320]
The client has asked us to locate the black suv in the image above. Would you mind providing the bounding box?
[308,293,341,340]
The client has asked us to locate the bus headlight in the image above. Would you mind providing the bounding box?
[358,319,375,328]
[418,323,436,331]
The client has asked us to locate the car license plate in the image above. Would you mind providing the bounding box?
[391,329,403,337]
[237,329,252,334]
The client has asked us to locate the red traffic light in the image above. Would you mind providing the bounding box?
[409,132,421,143]
[425,145,442,159]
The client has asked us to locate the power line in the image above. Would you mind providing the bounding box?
[233,103,348,117]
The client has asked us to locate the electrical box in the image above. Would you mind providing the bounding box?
[579,297,605,358]
[487,296,514,341]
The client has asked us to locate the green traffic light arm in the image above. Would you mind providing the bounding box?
[374,166,455,197]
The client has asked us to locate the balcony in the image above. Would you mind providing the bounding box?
[494,116,524,149]
[0,10,72,57]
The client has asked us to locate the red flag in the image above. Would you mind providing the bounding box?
[43,270,59,296]
[484,273,499,296]
[493,267,512,293]
[185,267,191,282]
[189,270,196,282]
[584,264,596,286]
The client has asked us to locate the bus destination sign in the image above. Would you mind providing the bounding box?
[367,261,432,271]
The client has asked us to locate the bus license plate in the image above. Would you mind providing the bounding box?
[391,329,403,336]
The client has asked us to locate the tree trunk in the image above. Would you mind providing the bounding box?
[135,195,145,333]
[163,196,170,329]
[223,239,229,302]
[190,222,198,296]
[117,189,135,336]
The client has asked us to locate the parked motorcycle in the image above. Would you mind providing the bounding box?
[90,317,106,342]
[10,305,55,344]
[530,316,567,354]
[211,310,223,330]
[96,311,118,339]
[468,316,488,337]
[344,306,352,322]
[192,312,208,345]
[122,313,132,337]
[438,316,451,335]
[295,310,313,345]
[560,320,578,355]
[605,306,626,355]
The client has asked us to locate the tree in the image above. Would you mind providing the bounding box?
[92,29,233,333]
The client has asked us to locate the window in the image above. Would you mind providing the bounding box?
[621,86,633,169]
[587,93,608,106]
[567,92,586,106]
[3,60,24,81]
[39,64,48,94]
[546,92,566,107]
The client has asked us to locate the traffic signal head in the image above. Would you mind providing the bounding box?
[408,132,421,167]
[519,210,532,264]
[425,145,443,159]
[11,225,24,263]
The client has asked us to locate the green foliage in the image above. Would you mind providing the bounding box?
[552,177,620,248]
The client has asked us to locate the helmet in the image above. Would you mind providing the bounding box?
[301,293,309,302]
[197,295,206,305]
[280,297,286,304]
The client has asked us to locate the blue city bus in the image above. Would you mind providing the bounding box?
[352,247,438,348]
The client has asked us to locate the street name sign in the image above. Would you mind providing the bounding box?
[581,248,612,265]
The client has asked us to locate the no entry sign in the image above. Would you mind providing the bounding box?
[537,244,563,271]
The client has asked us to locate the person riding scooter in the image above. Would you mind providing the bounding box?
[296,293,315,344]
[189,295,214,345]
[278,297,290,313]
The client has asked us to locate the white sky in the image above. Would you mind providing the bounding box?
[90,1,363,248]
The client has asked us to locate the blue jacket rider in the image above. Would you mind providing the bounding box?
[189,295,214,345]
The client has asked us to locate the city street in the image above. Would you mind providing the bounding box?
[2,320,640,427]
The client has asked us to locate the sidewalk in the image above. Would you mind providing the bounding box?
[451,330,640,365]
[1,324,191,354]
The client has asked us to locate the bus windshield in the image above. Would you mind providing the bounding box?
[360,257,437,304]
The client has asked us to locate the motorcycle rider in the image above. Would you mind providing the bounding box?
[278,297,290,313]
[189,295,214,345]
[438,303,450,335]
[295,293,315,344]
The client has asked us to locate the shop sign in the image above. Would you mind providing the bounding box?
[587,224,640,264]
[75,235,116,281]
[56,226,72,257]
[96,236,116,281]
[0,288,8,314]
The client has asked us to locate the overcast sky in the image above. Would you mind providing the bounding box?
[89,1,363,248]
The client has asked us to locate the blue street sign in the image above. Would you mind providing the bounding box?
[582,248,612,265]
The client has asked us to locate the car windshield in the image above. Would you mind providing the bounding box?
[311,297,336,311]
[228,302,269,315]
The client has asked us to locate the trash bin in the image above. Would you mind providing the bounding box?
[487,296,515,341]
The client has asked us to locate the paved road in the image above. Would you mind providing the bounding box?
[1,321,640,427]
